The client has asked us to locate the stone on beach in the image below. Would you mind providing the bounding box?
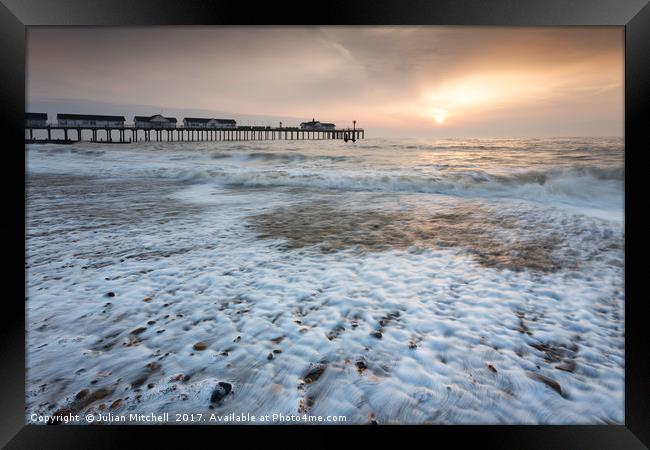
[303,363,327,384]
[210,382,233,403]
[527,371,563,396]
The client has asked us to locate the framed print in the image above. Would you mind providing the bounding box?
[1,0,648,447]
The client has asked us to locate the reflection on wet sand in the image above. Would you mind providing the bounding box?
[250,201,615,272]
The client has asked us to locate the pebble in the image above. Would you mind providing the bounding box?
[555,360,576,373]
[74,389,89,400]
[210,382,233,403]
[303,364,326,384]
[527,371,562,396]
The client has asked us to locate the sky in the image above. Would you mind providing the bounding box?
[26,26,624,138]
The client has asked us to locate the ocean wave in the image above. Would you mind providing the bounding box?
[69,149,106,157]
[210,151,349,163]
[27,139,624,213]
[492,166,624,184]
[146,165,622,210]
[162,164,623,208]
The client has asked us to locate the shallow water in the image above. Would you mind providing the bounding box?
[26,137,624,424]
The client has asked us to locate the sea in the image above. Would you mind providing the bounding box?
[25,136,624,424]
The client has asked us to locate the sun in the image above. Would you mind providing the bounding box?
[432,107,449,124]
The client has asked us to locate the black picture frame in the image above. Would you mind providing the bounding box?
[1,0,647,447]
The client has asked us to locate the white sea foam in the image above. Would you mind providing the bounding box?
[26,137,624,424]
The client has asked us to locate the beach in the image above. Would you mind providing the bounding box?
[26,137,624,424]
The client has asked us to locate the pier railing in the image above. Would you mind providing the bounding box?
[25,123,364,143]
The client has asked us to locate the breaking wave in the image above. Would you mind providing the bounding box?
[210,151,349,163]
[142,164,623,211]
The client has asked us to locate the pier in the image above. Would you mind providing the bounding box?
[25,115,365,144]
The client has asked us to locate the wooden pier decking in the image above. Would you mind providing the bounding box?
[25,124,365,144]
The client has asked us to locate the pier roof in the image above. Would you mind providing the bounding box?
[184,117,236,124]
[134,115,178,123]
[57,113,125,121]
[26,113,47,120]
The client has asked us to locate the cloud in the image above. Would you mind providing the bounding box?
[27,26,623,138]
